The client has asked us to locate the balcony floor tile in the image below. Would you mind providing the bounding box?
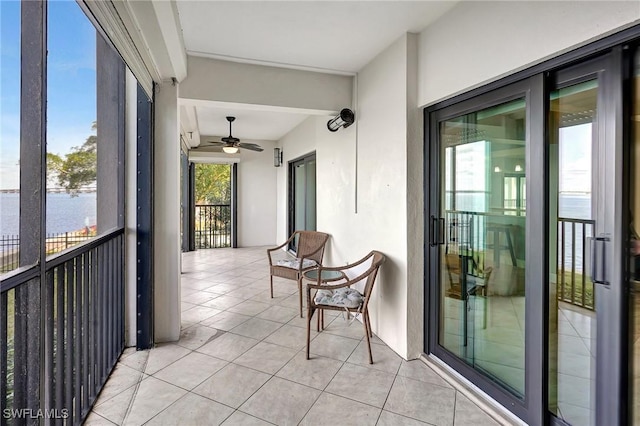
[88,247,513,426]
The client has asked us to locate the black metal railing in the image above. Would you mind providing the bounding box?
[1,228,124,425]
[444,211,594,310]
[1,232,96,274]
[195,204,231,249]
[557,217,595,310]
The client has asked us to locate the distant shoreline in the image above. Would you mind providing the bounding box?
[0,188,97,194]
[1,192,97,235]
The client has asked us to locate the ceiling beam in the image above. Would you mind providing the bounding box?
[121,0,187,82]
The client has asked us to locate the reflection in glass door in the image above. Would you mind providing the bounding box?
[428,43,632,425]
[548,79,598,425]
[437,98,527,397]
[546,54,626,425]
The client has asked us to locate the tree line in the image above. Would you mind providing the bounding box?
[47,122,231,203]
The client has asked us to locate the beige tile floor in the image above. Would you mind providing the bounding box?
[86,247,507,426]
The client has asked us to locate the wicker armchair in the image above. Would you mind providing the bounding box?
[267,230,330,317]
[305,251,385,364]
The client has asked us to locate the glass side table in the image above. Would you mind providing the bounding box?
[303,269,345,283]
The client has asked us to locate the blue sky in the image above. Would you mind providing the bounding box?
[1,0,97,190]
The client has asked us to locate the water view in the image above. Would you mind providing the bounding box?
[0,192,96,236]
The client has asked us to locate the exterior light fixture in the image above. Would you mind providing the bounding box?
[222,145,239,154]
[494,166,501,173]
[274,148,283,167]
[515,164,523,172]
[327,108,355,132]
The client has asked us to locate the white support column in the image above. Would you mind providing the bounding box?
[153,80,181,342]
[124,69,137,347]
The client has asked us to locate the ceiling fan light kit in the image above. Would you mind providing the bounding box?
[201,116,264,153]
[223,145,239,154]
[327,108,355,132]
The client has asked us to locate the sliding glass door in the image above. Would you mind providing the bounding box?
[427,79,544,421]
[427,49,628,424]
[546,55,626,425]
[437,98,528,395]
[288,153,316,250]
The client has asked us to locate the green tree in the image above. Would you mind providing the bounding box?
[47,122,97,195]
[195,164,230,204]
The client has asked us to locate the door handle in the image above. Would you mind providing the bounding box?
[429,216,445,247]
[429,216,437,247]
[590,235,610,285]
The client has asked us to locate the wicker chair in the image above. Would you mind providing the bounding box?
[267,230,330,317]
[305,251,385,364]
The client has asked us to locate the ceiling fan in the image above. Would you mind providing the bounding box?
[200,116,264,153]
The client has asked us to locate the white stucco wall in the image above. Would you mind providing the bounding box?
[344,35,410,357]
[405,33,423,359]
[237,139,278,247]
[154,81,181,342]
[419,1,640,106]
[276,117,321,245]
[276,34,417,359]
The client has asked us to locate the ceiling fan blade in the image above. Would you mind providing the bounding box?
[202,141,224,146]
[238,143,264,152]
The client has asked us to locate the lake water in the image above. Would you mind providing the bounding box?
[0,192,591,235]
[1,192,96,236]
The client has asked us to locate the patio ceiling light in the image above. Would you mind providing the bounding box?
[222,145,239,154]
[327,108,355,132]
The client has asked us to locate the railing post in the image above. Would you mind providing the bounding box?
[15,0,46,421]
[1,291,7,413]
[557,217,596,310]
[560,220,566,302]
[571,222,576,305]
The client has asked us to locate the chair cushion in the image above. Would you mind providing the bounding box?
[314,287,364,308]
[275,258,317,270]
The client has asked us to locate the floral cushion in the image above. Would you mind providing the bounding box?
[314,287,364,308]
[275,258,317,270]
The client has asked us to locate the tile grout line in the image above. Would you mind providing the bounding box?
[120,350,151,425]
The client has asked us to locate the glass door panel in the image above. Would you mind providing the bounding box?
[294,162,306,231]
[305,158,317,231]
[438,98,527,397]
[289,153,317,251]
[548,79,598,425]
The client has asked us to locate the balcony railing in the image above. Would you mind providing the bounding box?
[1,228,124,425]
[444,210,595,310]
[195,204,231,249]
[1,232,96,274]
[557,217,595,310]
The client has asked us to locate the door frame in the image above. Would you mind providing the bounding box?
[287,152,317,241]
[425,77,545,423]
[424,41,634,425]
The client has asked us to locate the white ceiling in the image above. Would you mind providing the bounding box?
[177,1,456,74]
[196,105,312,142]
[175,1,458,147]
